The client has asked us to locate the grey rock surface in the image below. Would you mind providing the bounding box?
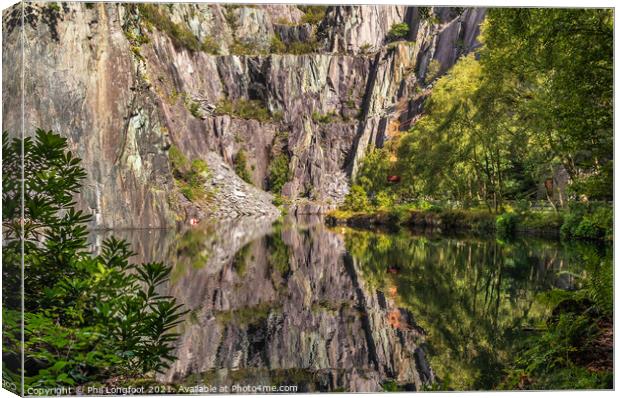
[3,3,485,227]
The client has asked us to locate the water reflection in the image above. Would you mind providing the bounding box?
[89,219,604,392]
[344,228,605,390]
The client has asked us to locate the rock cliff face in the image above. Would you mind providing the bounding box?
[2,2,485,228]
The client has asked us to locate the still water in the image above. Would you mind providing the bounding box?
[91,216,607,392]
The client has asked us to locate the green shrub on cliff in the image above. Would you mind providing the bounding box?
[299,5,326,25]
[137,4,218,54]
[168,145,211,201]
[387,23,410,41]
[268,154,290,194]
[270,34,287,53]
[216,98,278,123]
[201,35,220,55]
[2,130,187,388]
[188,101,203,118]
[234,149,253,184]
[311,111,338,124]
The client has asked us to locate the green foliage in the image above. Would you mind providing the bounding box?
[482,9,613,198]
[355,148,393,200]
[298,5,326,25]
[381,380,403,392]
[343,229,595,390]
[2,131,187,388]
[584,258,613,317]
[269,32,319,54]
[229,38,264,56]
[500,241,612,390]
[286,39,320,55]
[359,43,374,55]
[311,111,338,124]
[187,101,202,118]
[509,314,594,386]
[387,23,410,41]
[137,4,217,54]
[342,185,371,212]
[168,145,211,201]
[215,98,280,123]
[267,154,290,194]
[47,2,61,12]
[374,191,395,209]
[270,34,287,53]
[394,9,612,212]
[418,6,432,20]
[234,149,253,184]
[201,35,220,55]
[561,203,612,241]
[216,303,273,326]
[398,55,505,208]
[424,59,442,82]
[517,211,564,233]
[496,212,518,236]
[271,194,288,207]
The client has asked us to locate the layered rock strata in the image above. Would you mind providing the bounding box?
[2,3,485,227]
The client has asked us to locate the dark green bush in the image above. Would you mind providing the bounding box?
[2,130,187,388]
[561,202,612,241]
[311,111,338,124]
[387,22,410,41]
[287,39,319,54]
[188,101,202,118]
[568,161,613,201]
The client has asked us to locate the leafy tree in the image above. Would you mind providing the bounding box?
[480,9,613,199]
[342,185,370,212]
[394,9,612,209]
[2,130,187,388]
[356,148,393,199]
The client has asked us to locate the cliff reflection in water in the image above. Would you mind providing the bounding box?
[163,216,433,392]
[89,218,596,392]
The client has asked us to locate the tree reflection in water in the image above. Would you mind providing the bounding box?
[343,228,604,390]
